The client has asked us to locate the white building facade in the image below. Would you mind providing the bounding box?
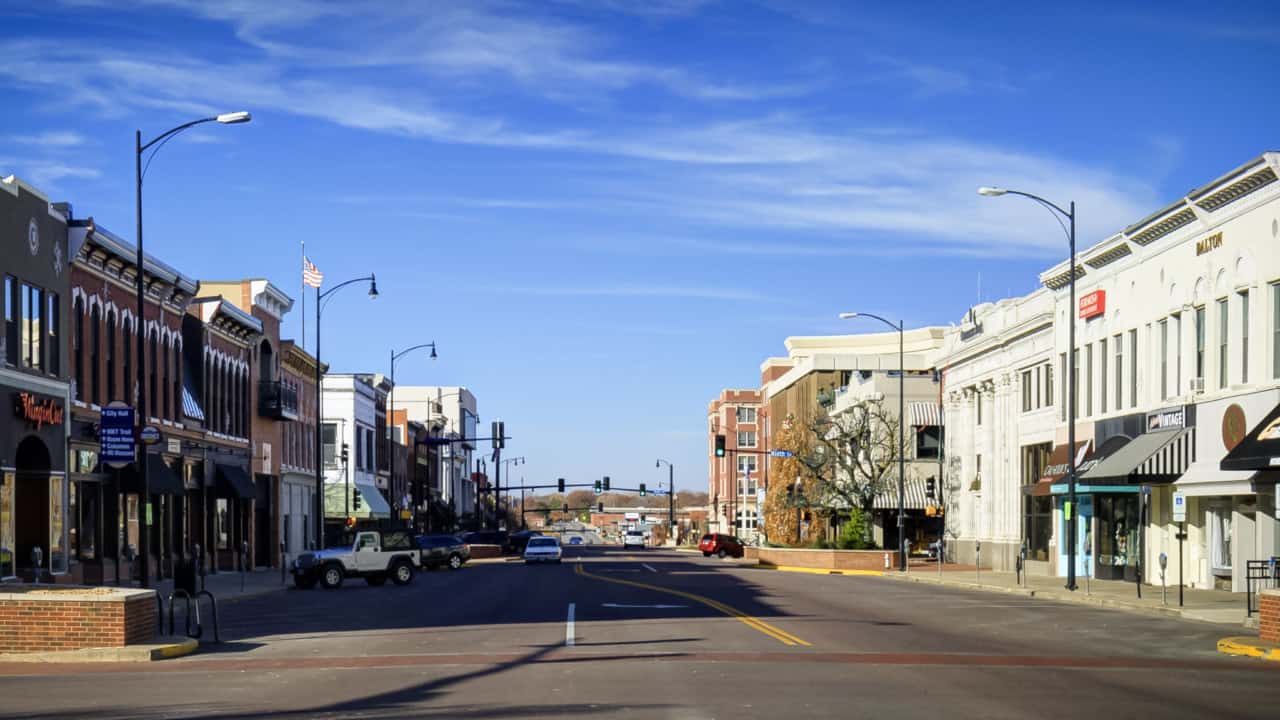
[937,290,1057,572]
[391,385,478,519]
[321,374,391,523]
[1036,152,1280,590]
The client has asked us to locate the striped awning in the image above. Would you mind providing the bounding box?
[1079,428,1194,484]
[909,402,942,427]
[872,477,932,510]
[182,384,205,422]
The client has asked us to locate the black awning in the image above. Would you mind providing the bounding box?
[215,463,255,498]
[116,454,185,495]
[1222,403,1280,472]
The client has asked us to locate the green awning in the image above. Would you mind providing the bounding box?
[325,482,391,520]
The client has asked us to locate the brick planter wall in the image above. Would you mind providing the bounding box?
[752,547,899,571]
[468,544,503,559]
[0,587,156,653]
[1260,589,1280,644]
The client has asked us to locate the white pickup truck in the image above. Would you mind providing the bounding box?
[291,530,420,589]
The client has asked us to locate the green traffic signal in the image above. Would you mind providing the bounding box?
[714,435,726,457]
[639,483,646,497]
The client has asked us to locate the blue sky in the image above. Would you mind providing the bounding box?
[3,1,1277,491]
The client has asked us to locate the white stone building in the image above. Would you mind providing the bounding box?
[391,385,478,519]
[937,290,1056,572]
[321,374,391,523]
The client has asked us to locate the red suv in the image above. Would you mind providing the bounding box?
[699,533,744,559]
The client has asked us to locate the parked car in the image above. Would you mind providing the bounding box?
[623,529,646,549]
[508,530,543,554]
[292,530,420,589]
[460,530,511,552]
[567,536,583,545]
[699,533,744,559]
[415,534,471,570]
[523,536,562,564]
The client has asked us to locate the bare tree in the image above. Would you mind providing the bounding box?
[794,396,910,545]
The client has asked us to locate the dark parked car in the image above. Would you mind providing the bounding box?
[699,533,745,559]
[508,530,543,554]
[460,530,511,552]
[415,534,470,570]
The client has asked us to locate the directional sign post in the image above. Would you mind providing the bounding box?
[99,403,135,469]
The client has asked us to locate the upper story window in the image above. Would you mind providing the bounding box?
[322,423,337,467]
[1272,282,1280,380]
[737,430,757,448]
[20,283,43,372]
[1218,298,1229,389]
[735,407,756,423]
[2,276,15,366]
[916,425,942,459]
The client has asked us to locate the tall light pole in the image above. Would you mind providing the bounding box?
[390,343,437,529]
[839,311,906,571]
[136,110,251,588]
[314,275,378,550]
[978,186,1078,590]
[498,456,525,529]
[655,459,674,538]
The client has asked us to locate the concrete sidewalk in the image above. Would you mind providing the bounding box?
[886,565,1248,625]
[154,567,290,605]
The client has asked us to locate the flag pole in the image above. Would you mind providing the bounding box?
[301,240,307,349]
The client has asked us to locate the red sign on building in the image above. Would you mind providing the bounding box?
[1079,290,1106,320]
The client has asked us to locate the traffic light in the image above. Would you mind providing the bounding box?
[558,478,565,493]
[340,443,350,465]
[597,502,604,513]
[714,435,726,457]
[562,503,568,513]
[602,476,610,492]
[926,477,936,500]
[345,516,355,528]
[353,487,363,511]
[593,479,602,495]
[492,420,505,449]
[639,483,646,497]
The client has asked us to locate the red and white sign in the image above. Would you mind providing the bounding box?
[1079,290,1106,320]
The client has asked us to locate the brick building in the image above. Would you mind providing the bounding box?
[707,389,765,542]
[280,340,322,554]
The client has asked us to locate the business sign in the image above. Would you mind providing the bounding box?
[99,404,136,469]
[1146,406,1186,431]
[1195,231,1223,256]
[1221,404,1247,452]
[1078,290,1106,320]
[13,392,64,430]
[1172,491,1186,522]
[139,425,162,445]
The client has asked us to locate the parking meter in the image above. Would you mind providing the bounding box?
[975,540,982,583]
[1159,552,1169,605]
[31,546,43,583]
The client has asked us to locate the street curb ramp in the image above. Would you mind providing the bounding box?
[0,636,198,663]
[1217,636,1280,662]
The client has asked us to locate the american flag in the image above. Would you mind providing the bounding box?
[302,257,323,288]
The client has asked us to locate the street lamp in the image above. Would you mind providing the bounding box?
[390,343,437,529]
[978,185,1078,591]
[135,110,251,588]
[656,459,675,542]
[313,275,378,550]
[839,311,906,572]
[498,456,525,529]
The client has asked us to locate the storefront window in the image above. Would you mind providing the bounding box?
[50,476,65,573]
[1095,495,1139,570]
[68,480,77,561]
[79,483,98,560]
[216,498,229,550]
[125,494,139,557]
[1208,505,1231,575]
[0,472,13,577]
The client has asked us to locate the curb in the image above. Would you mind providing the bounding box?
[1217,636,1280,662]
[755,564,884,577]
[0,636,198,663]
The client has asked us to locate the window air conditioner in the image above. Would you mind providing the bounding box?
[1190,377,1205,394]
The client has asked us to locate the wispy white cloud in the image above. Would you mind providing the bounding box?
[8,130,87,147]
[0,156,101,189]
[493,284,771,302]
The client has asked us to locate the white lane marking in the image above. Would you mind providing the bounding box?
[641,563,658,573]
[565,603,576,647]
[601,603,688,609]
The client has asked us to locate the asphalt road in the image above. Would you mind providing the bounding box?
[1,547,1277,719]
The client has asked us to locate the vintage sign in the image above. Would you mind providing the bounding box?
[1147,406,1186,431]
[13,392,64,430]
[1195,231,1223,256]
[1078,290,1106,320]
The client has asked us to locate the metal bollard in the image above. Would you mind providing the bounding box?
[280,541,287,585]
[975,541,981,585]
[241,541,249,592]
[1084,546,1092,595]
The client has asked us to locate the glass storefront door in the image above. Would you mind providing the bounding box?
[1095,494,1140,581]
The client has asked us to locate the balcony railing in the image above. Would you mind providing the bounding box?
[258,380,299,421]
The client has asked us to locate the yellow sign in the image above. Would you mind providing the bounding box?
[399,510,412,520]
[1195,231,1223,256]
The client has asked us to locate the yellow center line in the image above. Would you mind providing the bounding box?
[573,562,811,647]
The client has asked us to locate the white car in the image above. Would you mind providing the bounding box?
[523,536,562,564]
[623,530,646,549]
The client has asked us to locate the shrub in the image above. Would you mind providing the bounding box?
[836,508,876,550]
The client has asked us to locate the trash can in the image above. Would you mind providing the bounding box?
[174,557,197,595]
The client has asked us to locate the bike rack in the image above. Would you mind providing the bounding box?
[194,590,221,643]
[167,589,194,637]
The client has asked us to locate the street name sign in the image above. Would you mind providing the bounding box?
[769,450,793,458]
[99,404,135,469]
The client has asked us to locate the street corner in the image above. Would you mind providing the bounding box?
[1217,636,1280,663]
[0,636,199,665]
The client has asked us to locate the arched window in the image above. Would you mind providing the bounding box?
[149,328,158,419]
[89,305,100,405]
[121,318,132,406]
[105,312,116,402]
[172,340,181,422]
[73,297,85,401]
[161,335,171,420]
